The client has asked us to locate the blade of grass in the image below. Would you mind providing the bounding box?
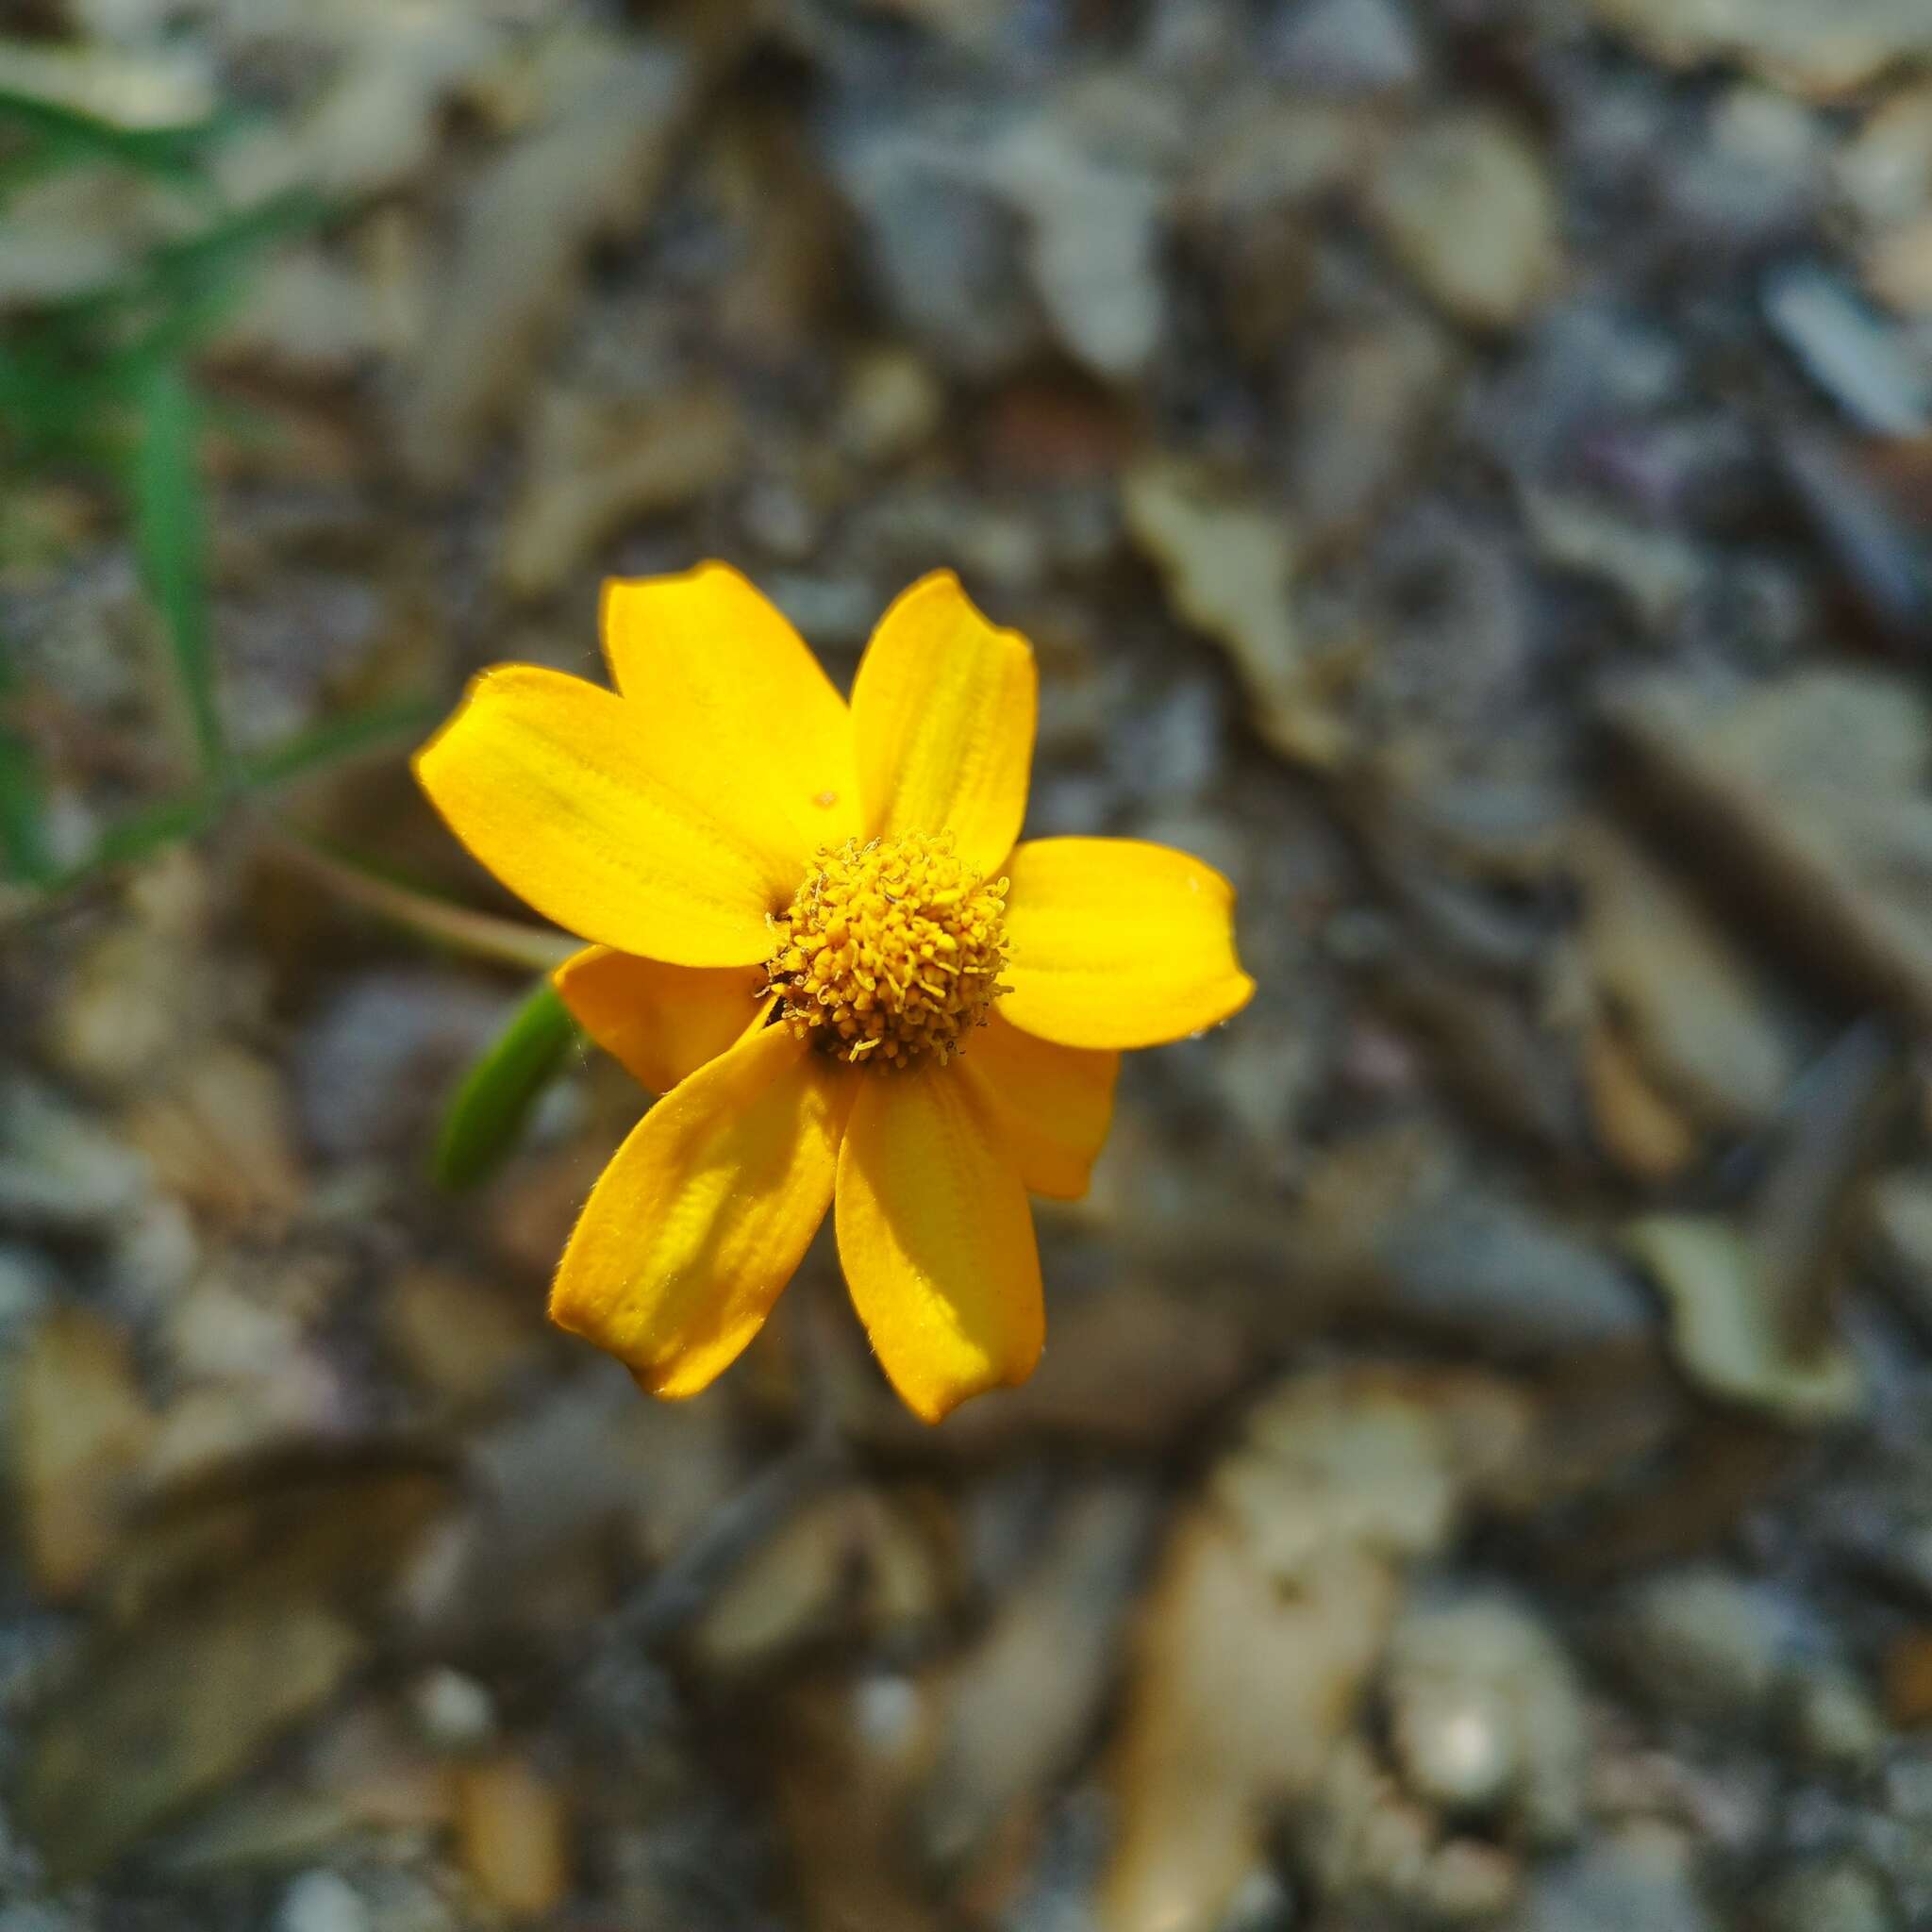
[0,87,231,185]
[18,694,436,900]
[0,638,53,886]
[83,789,221,871]
[432,979,580,1191]
[236,693,440,791]
[147,187,329,294]
[128,358,225,786]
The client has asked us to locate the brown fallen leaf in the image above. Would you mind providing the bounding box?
[400,44,703,486]
[498,384,747,601]
[456,1752,573,1919]
[1590,0,1932,101]
[1605,669,1932,1032]
[1100,1366,1534,1932]
[21,1444,458,1881]
[12,1307,156,1603]
[917,1482,1155,1886]
[1123,458,1351,769]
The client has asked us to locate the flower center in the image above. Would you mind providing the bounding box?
[765,832,1010,1068]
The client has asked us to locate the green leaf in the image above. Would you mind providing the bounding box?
[432,981,580,1191]
[0,637,52,886]
[82,788,221,873]
[25,692,434,897]
[0,86,232,186]
[147,187,329,295]
[128,358,225,784]
[235,693,439,791]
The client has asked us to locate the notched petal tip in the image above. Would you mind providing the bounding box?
[408,660,781,964]
[835,1067,1044,1426]
[893,1338,1041,1426]
[547,1024,844,1397]
[598,561,861,874]
[852,571,1039,879]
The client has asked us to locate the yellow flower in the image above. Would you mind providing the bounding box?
[415,565,1254,1422]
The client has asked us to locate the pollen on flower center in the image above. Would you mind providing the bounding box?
[764,832,1010,1068]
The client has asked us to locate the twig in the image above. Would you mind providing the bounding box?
[268,833,575,973]
[598,1425,851,1656]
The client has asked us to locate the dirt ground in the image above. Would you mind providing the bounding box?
[7,2,1932,1928]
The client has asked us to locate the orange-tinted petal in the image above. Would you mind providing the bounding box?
[414,664,783,965]
[554,945,764,1092]
[835,1064,1042,1423]
[601,564,860,874]
[850,571,1037,879]
[957,1009,1119,1200]
[1000,837,1255,1050]
[550,1023,850,1396]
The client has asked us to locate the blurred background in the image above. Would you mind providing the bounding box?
[6,1,1932,1927]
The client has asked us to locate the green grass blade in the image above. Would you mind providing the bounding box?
[0,86,229,185]
[235,693,440,791]
[0,639,53,885]
[128,358,225,784]
[432,980,579,1191]
[28,788,222,893]
[148,187,330,292]
[22,694,436,899]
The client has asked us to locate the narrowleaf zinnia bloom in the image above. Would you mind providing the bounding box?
[416,566,1253,1421]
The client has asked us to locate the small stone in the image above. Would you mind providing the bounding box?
[1754,1857,1902,1932]
[1613,1568,1789,1725]
[983,109,1168,380]
[1267,0,1424,94]
[1589,0,1932,100]
[1868,213,1932,317]
[1884,1627,1932,1727]
[1216,1865,1297,1932]
[455,1754,572,1918]
[1516,1824,1715,1932]
[1840,83,1932,229]
[410,1669,497,1755]
[1868,1170,1932,1333]
[1283,306,1459,543]
[1365,110,1562,331]
[1785,1667,1889,1773]
[0,1077,150,1234]
[1763,262,1932,436]
[278,1870,373,1932]
[1386,1591,1588,1842]
[835,127,1044,378]
[838,346,946,466]
[0,1246,54,1341]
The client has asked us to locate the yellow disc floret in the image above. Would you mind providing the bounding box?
[766,832,1010,1068]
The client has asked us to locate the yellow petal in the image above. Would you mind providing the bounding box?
[850,571,1037,879]
[415,664,786,966]
[835,1065,1042,1423]
[550,1023,849,1398]
[554,945,764,1093]
[1000,838,1256,1050]
[601,564,861,874]
[957,1009,1119,1200]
